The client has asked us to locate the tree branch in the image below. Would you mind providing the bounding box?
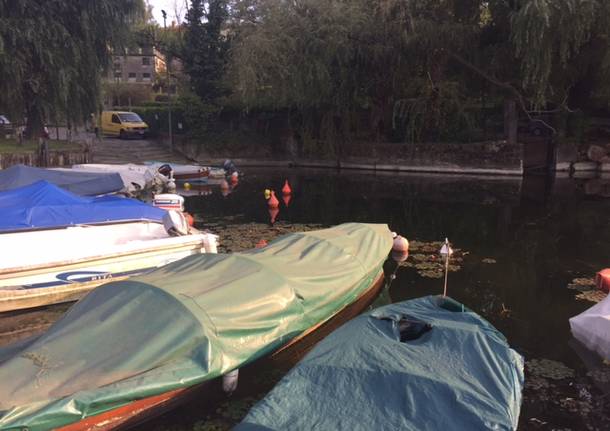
[448,51,557,135]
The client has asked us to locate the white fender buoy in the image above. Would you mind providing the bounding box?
[392,235,409,253]
[223,369,239,393]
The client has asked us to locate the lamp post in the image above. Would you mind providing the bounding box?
[161,10,173,153]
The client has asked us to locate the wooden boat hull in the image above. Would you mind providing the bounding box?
[57,273,385,431]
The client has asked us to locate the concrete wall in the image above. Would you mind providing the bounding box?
[173,138,524,176]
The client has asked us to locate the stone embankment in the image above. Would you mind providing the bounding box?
[556,143,610,176]
[173,139,525,176]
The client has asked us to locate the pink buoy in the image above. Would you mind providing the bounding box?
[268,190,279,208]
[391,250,409,263]
[392,235,409,253]
[282,180,292,195]
[268,206,279,224]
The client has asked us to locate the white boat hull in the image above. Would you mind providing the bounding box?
[0,222,217,312]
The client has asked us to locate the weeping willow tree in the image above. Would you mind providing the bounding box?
[229,0,610,151]
[0,0,144,138]
[510,0,610,108]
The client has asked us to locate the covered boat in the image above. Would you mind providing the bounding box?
[570,293,610,361]
[64,163,168,193]
[0,223,392,430]
[0,164,124,196]
[0,180,164,232]
[0,181,217,311]
[237,296,525,431]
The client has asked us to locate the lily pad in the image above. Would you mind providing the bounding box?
[527,358,575,380]
[575,290,607,303]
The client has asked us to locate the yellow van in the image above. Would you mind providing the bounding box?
[101,111,149,139]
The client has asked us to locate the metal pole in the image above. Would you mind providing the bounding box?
[162,10,173,154]
[443,252,449,297]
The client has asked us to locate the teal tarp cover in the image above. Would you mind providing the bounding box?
[0,223,392,431]
[237,296,525,431]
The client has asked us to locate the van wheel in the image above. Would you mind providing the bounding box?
[119,129,126,140]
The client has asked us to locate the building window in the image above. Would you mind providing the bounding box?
[128,72,136,78]
[142,57,151,66]
[114,72,122,79]
[142,73,151,81]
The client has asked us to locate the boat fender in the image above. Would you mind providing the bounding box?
[166,170,176,193]
[596,269,610,293]
[223,369,239,393]
[184,212,195,227]
[203,233,219,253]
[163,210,189,236]
[392,235,409,252]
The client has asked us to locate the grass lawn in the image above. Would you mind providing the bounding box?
[0,138,83,154]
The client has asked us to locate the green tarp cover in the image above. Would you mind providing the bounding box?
[0,223,392,431]
[237,296,524,431]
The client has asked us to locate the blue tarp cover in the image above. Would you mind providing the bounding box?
[237,295,524,431]
[0,181,165,232]
[0,164,124,196]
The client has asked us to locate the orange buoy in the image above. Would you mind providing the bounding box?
[268,190,279,208]
[268,206,279,224]
[282,180,292,195]
[255,239,268,248]
[183,212,195,227]
[596,269,610,293]
[282,193,291,207]
[392,235,409,253]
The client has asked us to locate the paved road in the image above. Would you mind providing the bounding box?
[90,136,190,164]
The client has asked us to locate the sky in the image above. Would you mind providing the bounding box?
[148,0,187,25]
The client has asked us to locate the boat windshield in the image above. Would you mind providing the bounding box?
[118,113,143,123]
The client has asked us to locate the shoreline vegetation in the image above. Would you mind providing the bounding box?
[0,138,82,154]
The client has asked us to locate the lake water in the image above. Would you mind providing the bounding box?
[187,168,608,366]
[133,167,607,430]
[3,167,608,430]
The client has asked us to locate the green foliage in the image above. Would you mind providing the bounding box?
[184,0,229,103]
[510,0,608,107]
[226,0,610,151]
[102,82,154,107]
[0,1,145,137]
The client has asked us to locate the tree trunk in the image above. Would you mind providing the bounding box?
[504,98,517,145]
[24,99,45,140]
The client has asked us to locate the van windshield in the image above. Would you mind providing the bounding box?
[118,113,143,123]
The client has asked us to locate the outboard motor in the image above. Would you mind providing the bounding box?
[223,159,237,176]
[157,163,173,178]
[162,210,189,236]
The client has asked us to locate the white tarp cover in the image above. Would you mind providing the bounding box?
[570,293,610,360]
